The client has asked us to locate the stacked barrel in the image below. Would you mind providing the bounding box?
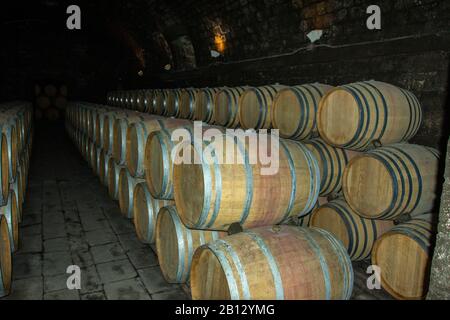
[75,80,433,300]
[0,102,34,298]
[35,84,68,121]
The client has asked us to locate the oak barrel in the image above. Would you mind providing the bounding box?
[372,215,434,300]
[239,85,285,130]
[194,88,220,123]
[190,225,353,300]
[213,86,247,128]
[0,133,9,206]
[305,139,358,196]
[178,88,198,120]
[317,81,422,151]
[0,215,11,297]
[173,133,320,230]
[272,83,333,140]
[343,144,440,219]
[0,191,19,252]
[118,167,144,218]
[156,206,224,283]
[310,198,393,261]
[132,182,173,244]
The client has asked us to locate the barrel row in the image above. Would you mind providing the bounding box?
[0,102,34,298]
[66,101,356,300]
[107,81,422,150]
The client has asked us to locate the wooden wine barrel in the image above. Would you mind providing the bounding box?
[153,90,166,115]
[163,89,182,117]
[143,90,154,113]
[343,144,440,220]
[194,88,221,123]
[144,120,195,199]
[213,86,247,128]
[272,83,333,140]
[132,182,173,244]
[118,167,144,218]
[1,191,19,252]
[191,225,353,300]
[156,206,225,283]
[2,122,18,182]
[134,91,147,112]
[112,114,146,165]
[173,133,320,230]
[372,215,434,300]
[305,139,359,196]
[239,85,285,130]
[11,169,22,224]
[98,150,107,186]
[125,115,166,178]
[178,88,198,120]
[107,160,122,200]
[310,198,393,261]
[0,133,9,206]
[0,215,11,298]
[317,81,423,151]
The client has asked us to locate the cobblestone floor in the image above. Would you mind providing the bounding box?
[2,123,189,300]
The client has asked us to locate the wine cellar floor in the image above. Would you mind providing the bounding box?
[1,123,392,300]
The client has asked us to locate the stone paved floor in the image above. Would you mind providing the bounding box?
[2,122,189,300]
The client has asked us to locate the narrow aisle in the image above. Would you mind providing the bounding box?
[4,123,188,300]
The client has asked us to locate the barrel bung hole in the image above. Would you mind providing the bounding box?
[344,156,393,217]
[319,89,359,145]
[191,248,231,300]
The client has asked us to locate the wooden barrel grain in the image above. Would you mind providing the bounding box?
[213,86,247,128]
[2,122,18,182]
[310,198,393,261]
[0,215,11,298]
[190,225,353,300]
[156,206,225,283]
[317,81,422,151]
[239,85,285,130]
[305,139,358,197]
[272,83,333,140]
[173,133,320,230]
[372,215,434,300]
[133,182,173,244]
[343,144,440,220]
